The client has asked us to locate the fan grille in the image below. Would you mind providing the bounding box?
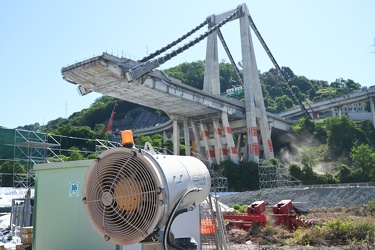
[83,150,160,245]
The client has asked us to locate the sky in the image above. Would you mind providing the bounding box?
[0,0,374,129]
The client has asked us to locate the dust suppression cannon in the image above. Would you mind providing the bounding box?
[82,137,211,249]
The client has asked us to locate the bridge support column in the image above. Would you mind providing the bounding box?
[172,120,180,155]
[163,131,168,154]
[239,4,275,162]
[236,134,243,161]
[183,119,191,156]
[239,7,259,162]
[200,123,216,164]
[191,120,204,158]
[370,98,375,128]
[221,112,239,163]
[203,15,220,95]
[213,118,229,163]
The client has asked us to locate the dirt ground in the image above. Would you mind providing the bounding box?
[218,187,375,249]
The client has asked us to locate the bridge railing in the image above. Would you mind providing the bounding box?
[278,87,375,117]
[303,182,375,188]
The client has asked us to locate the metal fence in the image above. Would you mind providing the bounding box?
[303,182,375,188]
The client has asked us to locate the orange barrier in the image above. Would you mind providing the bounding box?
[200,219,216,234]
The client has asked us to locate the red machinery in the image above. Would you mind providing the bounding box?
[271,200,300,229]
[223,201,267,229]
[223,200,305,230]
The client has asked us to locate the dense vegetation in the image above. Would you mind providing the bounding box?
[1,61,375,188]
[228,203,375,247]
[164,61,369,113]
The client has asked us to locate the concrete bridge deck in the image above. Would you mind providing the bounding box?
[61,53,294,133]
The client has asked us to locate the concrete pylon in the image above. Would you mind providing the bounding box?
[239,4,274,162]
[200,123,216,164]
[221,112,239,163]
[172,119,180,155]
[213,118,229,163]
[191,120,204,157]
[370,98,375,128]
[203,15,220,95]
[200,4,274,163]
[183,119,191,156]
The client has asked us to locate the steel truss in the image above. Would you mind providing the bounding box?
[258,162,302,189]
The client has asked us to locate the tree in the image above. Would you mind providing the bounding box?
[134,134,152,148]
[301,147,321,170]
[68,147,86,161]
[50,124,97,153]
[0,161,27,187]
[219,61,242,93]
[350,144,375,181]
[165,61,205,90]
[343,79,361,92]
[358,119,375,148]
[324,116,368,156]
[292,117,316,135]
[222,160,259,191]
[335,164,352,183]
[274,95,294,112]
[289,163,303,180]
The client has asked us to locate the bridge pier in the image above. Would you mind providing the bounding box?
[200,123,217,164]
[221,112,239,163]
[172,120,180,155]
[61,4,292,164]
[239,4,274,162]
[213,118,229,162]
[198,4,275,163]
[183,119,191,156]
[370,98,375,128]
[191,120,204,158]
[203,15,220,95]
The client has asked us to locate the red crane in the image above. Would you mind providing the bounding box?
[106,99,118,132]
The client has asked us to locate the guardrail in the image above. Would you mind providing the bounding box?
[303,182,375,188]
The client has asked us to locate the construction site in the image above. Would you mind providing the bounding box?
[1,2,375,249]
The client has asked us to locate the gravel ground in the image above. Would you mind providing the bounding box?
[218,187,375,250]
[218,187,375,208]
[229,244,373,249]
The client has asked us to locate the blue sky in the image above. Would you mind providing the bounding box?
[1,1,374,129]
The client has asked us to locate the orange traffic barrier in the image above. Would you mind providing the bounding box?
[200,219,216,234]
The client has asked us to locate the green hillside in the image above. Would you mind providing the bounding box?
[4,61,375,189]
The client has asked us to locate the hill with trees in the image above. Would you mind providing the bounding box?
[2,61,375,189]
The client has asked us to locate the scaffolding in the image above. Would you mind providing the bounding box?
[0,127,229,190]
[210,170,228,192]
[192,151,229,192]
[200,195,230,250]
[258,162,302,189]
[0,127,122,188]
[13,129,62,187]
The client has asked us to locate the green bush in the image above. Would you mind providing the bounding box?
[233,204,241,211]
[368,200,375,215]
[290,217,375,246]
[290,227,323,246]
[319,218,354,245]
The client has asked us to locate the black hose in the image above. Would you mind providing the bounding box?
[166,208,190,250]
[162,187,201,250]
